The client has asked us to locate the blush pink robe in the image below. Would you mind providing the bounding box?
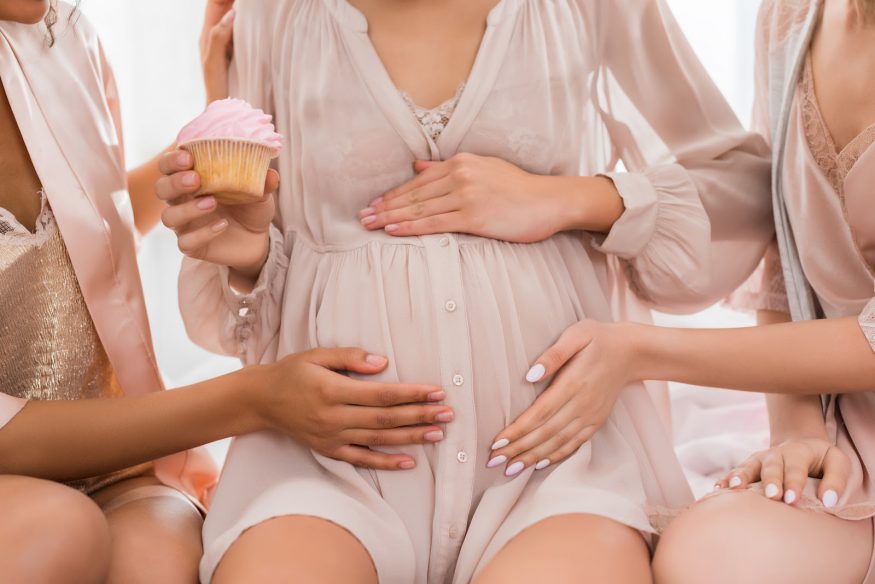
[179,1,774,582]
[0,7,217,506]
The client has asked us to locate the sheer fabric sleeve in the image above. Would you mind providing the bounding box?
[590,0,774,312]
[177,1,291,363]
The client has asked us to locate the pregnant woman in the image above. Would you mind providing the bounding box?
[0,2,449,582]
[162,0,773,582]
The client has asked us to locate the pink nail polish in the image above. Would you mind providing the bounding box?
[365,354,387,366]
[359,207,377,218]
[427,391,446,402]
[196,196,216,210]
[435,411,454,423]
[424,430,444,442]
[182,172,199,187]
[372,197,384,207]
[177,151,192,166]
[399,460,416,470]
[361,215,377,226]
[385,224,400,233]
[211,220,229,233]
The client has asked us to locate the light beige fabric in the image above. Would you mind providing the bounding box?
[179,1,773,582]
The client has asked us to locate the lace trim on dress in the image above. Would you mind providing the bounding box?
[0,190,56,247]
[400,83,466,143]
[799,56,875,196]
[859,297,875,353]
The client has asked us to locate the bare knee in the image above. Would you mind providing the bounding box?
[0,477,110,584]
[652,491,874,584]
[105,494,203,584]
[214,516,377,584]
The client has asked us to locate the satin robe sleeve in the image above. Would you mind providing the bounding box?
[178,1,290,362]
[590,0,774,313]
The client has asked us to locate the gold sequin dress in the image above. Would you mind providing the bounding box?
[0,193,151,494]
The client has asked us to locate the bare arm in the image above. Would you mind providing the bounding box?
[633,316,875,395]
[0,367,258,480]
[757,310,830,441]
[0,349,454,479]
[127,150,174,235]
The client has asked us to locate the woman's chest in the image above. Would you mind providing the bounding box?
[274,2,598,185]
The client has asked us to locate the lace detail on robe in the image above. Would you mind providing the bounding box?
[400,84,465,142]
[725,240,791,314]
[860,298,875,352]
[799,55,875,197]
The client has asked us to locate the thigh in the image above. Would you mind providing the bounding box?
[473,513,652,584]
[653,491,873,584]
[213,515,378,584]
[0,475,110,584]
[92,476,204,584]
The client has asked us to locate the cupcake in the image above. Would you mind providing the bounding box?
[177,98,283,205]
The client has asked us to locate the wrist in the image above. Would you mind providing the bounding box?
[236,362,280,434]
[544,175,625,234]
[625,322,668,382]
[228,233,270,290]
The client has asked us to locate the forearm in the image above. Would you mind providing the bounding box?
[541,175,625,235]
[0,367,265,481]
[634,317,875,395]
[127,146,175,235]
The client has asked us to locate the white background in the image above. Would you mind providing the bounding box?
[78,0,766,476]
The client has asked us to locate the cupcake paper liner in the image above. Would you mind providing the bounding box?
[181,138,275,205]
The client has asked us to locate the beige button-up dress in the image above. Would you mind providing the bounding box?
[179,1,774,582]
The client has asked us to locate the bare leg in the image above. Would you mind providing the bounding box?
[0,475,110,584]
[213,515,378,584]
[474,513,653,584]
[653,491,873,584]
[91,476,204,584]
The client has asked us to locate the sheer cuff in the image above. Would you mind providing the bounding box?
[859,297,875,353]
[591,172,659,259]
[217,224,288,357]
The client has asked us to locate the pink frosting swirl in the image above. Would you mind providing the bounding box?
[177,98,283,152]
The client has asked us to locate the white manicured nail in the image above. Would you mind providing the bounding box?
[729,476,742,488]
[526,364,546,383]
[487,455,507,468]
[535,459,551,470]
[711,484,722,493]
[783,489,797,504]
[822,490,839,509]
[491,439,509,451]
[765,483,779,499]
[505,462,525,477]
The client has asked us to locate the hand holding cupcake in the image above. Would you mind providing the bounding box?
[156,99,282,288]
[177,98,283,205]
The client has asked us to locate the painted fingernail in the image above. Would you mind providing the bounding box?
[526,364,546,383]
[211,220,229,232]
[182,172,199,187]
[711,484,722,493]
[765,483,780,499]
[487,455,507,468]
[427,391,446,402]
[365,354,387,366]
[435,411,454,423]
[359,207,377,218]
[399,460,416,470]
[729,476,742,488]
[220,8,236,25]
[196,196,216,210]
[385,224,400,233]
[822,489,839,509]
[491,438,510,450]
[783,489,797,504]
[505,462,525,477]
[535,459,551,470]
[372,197,384,207]
[176,151,192,166]
[361,215,377,226]
[424,430,444,442]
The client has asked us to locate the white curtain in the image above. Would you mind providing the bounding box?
[79,0,767,484]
